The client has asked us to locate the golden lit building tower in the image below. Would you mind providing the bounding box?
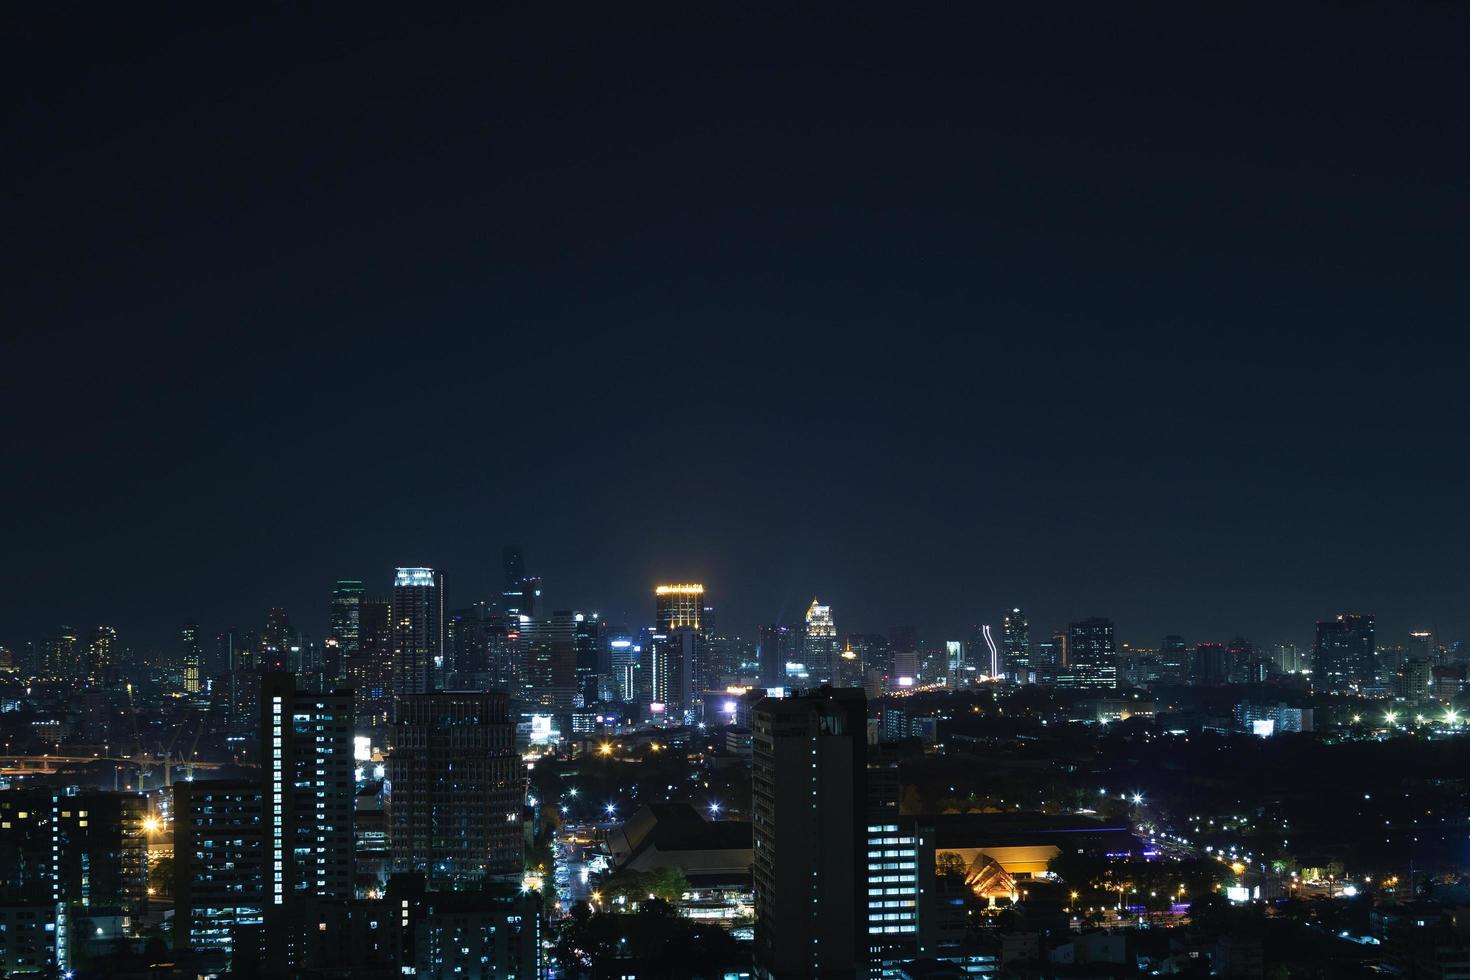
[654,584,704,632]
[805,599,839,683]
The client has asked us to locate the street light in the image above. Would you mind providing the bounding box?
[708,801,722,816]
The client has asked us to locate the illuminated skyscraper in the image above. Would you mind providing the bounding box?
[1002,608,1030,681]
[392,567,443,702]
[181,621,202,693]
[804,599,839,682]
[329,579,364,657]
[1313,613,1375,691]
[655,584,705,632]
[1060,618,1116,689]
[572,613,604,705]
[86,624,115,686]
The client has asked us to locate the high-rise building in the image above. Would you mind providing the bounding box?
[1001,609,1030,681]
[501,546,541,619]
[753,687,868,979]
[392,568,443,703]
[1408,630,1437,665]
[522,611,578,709]
[655,584,705,633]
[1060,618,1116,689]
[388,692,523,888]
[573,613,604,706]
[1192,642,1229,687]
[804,599,840,683]
[173,781,267,956]
[1159,635,1189,681]
[0,789,149,913]
[175,673,353,967]
[757,624,796,689]
[349,598,394,726]
[1313,614,1375,691]
[330,579,365,657]
[86,625,116,686]
[262,607,292,673]
[260,674,354,968]
[650,627,702,721]
[182,621,202,693]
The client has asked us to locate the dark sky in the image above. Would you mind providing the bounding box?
[4,4,1469,654]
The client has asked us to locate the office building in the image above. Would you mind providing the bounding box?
[349,598,394,727]
[86,625,115,686]
[655,583,705,633]
[330,579,365,658]
[522,611,578,710]
[805,599,840,683]
[573,613,604,706]
[501,546,541,619]
[1314,613,1375,691]
[182,620,202,694]
[1060,618,1116,689]
[1192,642,1229,687]
[1159,635,1189,681]
[392,567,443,702]
[758,624,797,689]
[753,687,868,978]
[1000,609,1029,681]
[262,607,292,673]
[387,692,523,887]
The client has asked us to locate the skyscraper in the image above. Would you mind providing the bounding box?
[1192,642,1229,687]
[573,613,604,706]
[523,611,578,709]
[329,579,364,657]
[804,599,839,683]
[86,625,116,686]
[387,692,523,887]
[1002,608,1030,681]
[181,621,202,693]
[1061,618,1116,689]
[753,687,868,979]
[655,584,705,632]
[1159,635,1189,681]
[175,673,354,968]
[349,598,393,727]
[392,568,443,703]
[501,546,540,619]
[262,607,292,673]
[259,674,354,920]
[1313,613,1375,691]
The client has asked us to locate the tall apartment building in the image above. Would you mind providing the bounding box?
[174,673,354,968]
[388,692,524,888]
[753,687,868,978]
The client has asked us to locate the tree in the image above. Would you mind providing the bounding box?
[937,852,967,881]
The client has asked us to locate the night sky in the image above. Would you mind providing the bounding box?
[5,5,1469,653]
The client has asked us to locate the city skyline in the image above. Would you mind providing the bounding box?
[6,6,1470,656]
